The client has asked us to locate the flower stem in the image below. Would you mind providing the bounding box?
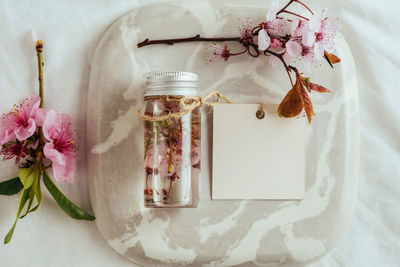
[168,131,173,173]
[277,0,297,15]
[230,49,249,56]
[166,177,173,200]
[144,122,154,160]
[35,40,44,108]
[137,34,241,48]
[286,68,294,87]
[281,10,309,21]
[295,0,314,15]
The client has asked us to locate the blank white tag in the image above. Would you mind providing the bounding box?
[212,104,306,200]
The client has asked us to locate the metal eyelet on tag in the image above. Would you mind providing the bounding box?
[256,103,265,119]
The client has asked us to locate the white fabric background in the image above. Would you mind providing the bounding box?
[0,0,399,266]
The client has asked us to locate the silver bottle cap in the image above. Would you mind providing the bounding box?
[145,71,199,97]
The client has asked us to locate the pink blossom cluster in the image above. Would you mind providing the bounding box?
[0,95,76,183]
[209,0,341,73]
[259,3,341,72]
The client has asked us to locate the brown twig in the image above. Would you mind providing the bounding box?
[137,34,241,48]
[35,41,44,108]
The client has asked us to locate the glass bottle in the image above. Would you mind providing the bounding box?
[143,71,201,208]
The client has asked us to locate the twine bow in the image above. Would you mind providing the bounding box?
[136,90,232,122]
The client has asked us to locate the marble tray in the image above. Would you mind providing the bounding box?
[86,1,360,266]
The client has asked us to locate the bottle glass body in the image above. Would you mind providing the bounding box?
[143,72,201,208]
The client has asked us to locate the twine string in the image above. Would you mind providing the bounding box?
[136,90,232,122]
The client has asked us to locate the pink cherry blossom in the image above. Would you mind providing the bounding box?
[206,44,231,61]
[43,109,76,183]
[258,0,285,51]
[239,18,254,46]
[308,9,341,59]
[285,40,315,73]
[300,46,315,73]
[0,95,46,145]
[290,19,315,47]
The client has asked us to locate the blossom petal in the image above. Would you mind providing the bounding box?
[258,30,271,51]
[308,15,322,32]
[0,129,15,145]
[286,41,302,57]
[52,157,76,183]
[43,109,62,141]
[34,108,47,126]
[28,95,41,117]
[44,142,67,166]
[15,118,36,141]
[290,19,300,36]
[266,0,280,22]
[302,31,316,47]
[314,42,325,59]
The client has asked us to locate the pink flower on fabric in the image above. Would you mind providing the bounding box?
[308,9,341,59]
[0,95,46,145]
[258,0,283,51]
[43,109,76,183]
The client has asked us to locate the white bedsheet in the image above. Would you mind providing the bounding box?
[0,0,399,266]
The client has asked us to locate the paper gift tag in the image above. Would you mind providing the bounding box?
[212,104,306,200]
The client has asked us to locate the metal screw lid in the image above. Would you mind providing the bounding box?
[145,71,199,97]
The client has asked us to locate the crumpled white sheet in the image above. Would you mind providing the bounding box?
[0,0,399,266]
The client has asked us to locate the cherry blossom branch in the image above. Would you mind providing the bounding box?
[35,41,44,108]
[134,0,340,125]
[137,34,241,48]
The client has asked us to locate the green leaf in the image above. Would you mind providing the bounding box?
[28,175,42,213]
[18,167,39,189]
[20,173,42,218]
[43,171,95,221]
[0,177,23,195]
[4,189,29,244]
[20,186,35,219]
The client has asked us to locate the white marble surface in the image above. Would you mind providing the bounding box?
[87,1,359,266]
[0,0,399,266]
